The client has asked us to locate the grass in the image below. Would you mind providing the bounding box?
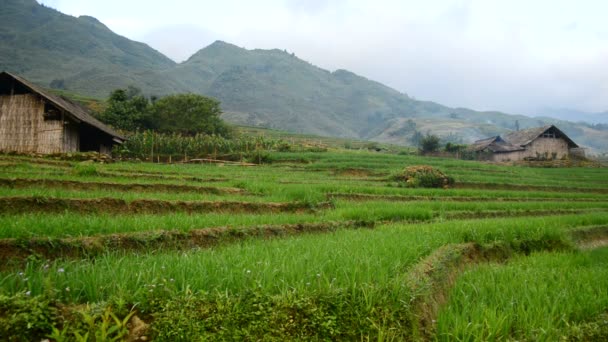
[0,152,608,340]
[2,213,606,303]
[1,200,607,239]
[436,247,608,341]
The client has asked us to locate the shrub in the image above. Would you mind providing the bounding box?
[393,165,454,188]
[418,134,440,154]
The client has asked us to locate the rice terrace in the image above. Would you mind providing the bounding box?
[3,1,608,341]
[0,146,607,341]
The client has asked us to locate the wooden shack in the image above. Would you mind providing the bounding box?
[470,125,581,162]
[0,72,124,154]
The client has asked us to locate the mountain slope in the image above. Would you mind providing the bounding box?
[1,1,607,152]
[173,41,415,138]
[0,0,182,97]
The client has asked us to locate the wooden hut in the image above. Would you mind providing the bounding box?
[0,72,124,154]
[469,125,581,162]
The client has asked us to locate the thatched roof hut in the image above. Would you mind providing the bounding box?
[470,125,580,162]
[0,71,124,154]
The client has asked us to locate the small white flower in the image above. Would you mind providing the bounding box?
[246,270,251,274]
[58,268,65,273]
[18,272,24,277]
[65,287,70,292]
[25,291,31,296]
[169,278,175,282]
[316,273,321,278]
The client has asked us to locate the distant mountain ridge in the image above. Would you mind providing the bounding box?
[535,108,608,125]
[2,0,608,153]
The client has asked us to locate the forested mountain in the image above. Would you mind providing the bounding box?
[2,0,607,152]
[0,0,181,96]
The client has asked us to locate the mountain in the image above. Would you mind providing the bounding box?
[535,108,608,124]
[2,0,608,153]
[0,0,183,97]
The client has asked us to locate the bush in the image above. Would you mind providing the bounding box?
[393,165,454,188]
[418,134,440,154]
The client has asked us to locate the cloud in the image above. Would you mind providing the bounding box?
[284,0,336,15]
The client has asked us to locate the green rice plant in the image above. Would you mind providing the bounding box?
[2,213,606,304]
[435,247,608,341]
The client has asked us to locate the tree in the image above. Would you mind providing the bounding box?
[99,87,151,131]
[149,94,231,137]
[411,130,424,146]
[419,133,440,154]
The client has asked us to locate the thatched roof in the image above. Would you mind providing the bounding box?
[0,71,124,143]
[469,136,524,152]
[503,125,578,148]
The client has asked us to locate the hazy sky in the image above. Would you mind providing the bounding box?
[38,0,608,116]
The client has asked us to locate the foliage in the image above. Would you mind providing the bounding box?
[0,293,57,341]
[444,142,468,153]
[418,133,441,154]
[98,87,152,131]
[72,163,99,177]
[148,94,231,137]
[114,130,289,162]
[393,165,454,188]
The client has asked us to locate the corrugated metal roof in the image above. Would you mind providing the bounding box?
[0,71,125,142]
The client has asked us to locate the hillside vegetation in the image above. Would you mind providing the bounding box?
[2,0,608,153]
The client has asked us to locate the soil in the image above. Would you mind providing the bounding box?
[327,192,606,202]
[455,182,608,194]
[0,178,244,195]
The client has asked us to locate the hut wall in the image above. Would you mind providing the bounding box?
[99,143,112,155]
[0,94,45,153]
[491,137,569,162]
[63,120,80,152]
[524,137,569,160]
[0,94,76,154]
[36,118,64,154]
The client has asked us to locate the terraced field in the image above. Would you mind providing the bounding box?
[0,151,607,341]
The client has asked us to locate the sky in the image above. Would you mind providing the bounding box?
[38,0,608,117]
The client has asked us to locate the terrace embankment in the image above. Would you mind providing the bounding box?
[406,225,608,340]
[443,208,605,220]
[100,170,228,183]
[328,192,607,202]
[454,182,608,194]
[0,221,373,266]
[0,178,242,195]
[0,197,331,215]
